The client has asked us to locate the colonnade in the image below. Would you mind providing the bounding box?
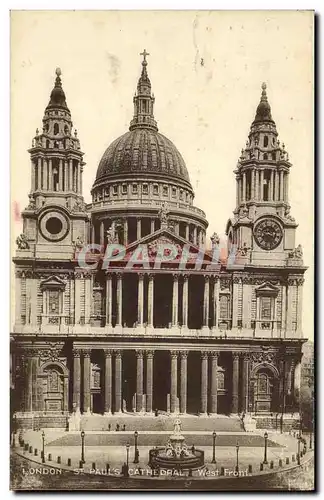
[104,272,220,330]
[31,157,82,193]
[237,168,288,205]
[93,218,206,247]
[71,348,249,415]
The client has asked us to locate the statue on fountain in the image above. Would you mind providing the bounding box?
[174,418,182,434]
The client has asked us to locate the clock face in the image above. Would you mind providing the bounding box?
[39,210,70,242]
[254,219,283,251]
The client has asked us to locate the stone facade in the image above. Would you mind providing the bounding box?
[11,59,307,428]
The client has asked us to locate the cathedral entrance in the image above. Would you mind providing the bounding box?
[153,350,170,412]
[251,367,278,413]
[187,352,201,414]
[122,351,136,412]
[153,275,172,328]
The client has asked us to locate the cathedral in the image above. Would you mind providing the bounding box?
[12,52,307,430]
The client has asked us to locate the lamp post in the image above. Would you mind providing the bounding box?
[41,431,45,463]
[134,431,139,463]
[212,431,217,464]
[81,430,85,464]
[126,443,130,468]
[263,431,268,464]
[235,442,239,473]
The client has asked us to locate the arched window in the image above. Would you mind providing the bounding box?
[263,135,268,147]
[54,123,59,135]
[64,125,69,135]
[217,370,225,390]
[263,153,268,160]
[272,152,276,160]
[46,140,50,149]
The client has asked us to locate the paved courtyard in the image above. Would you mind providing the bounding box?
[16,427,302,478]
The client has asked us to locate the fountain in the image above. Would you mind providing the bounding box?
[149,419,205,473]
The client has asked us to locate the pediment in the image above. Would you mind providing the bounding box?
[255,281,279,295]
[123,228,214,266]
[40,275,66,289]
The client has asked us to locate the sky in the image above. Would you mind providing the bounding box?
[10,10,314,337]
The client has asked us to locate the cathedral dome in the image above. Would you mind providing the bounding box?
[93,51,193,193]
[95,128,191,188]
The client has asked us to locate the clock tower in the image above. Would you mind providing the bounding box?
[226,83,301,267]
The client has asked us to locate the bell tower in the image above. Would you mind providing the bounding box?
[19,68,88,259]
[226,83,302,267]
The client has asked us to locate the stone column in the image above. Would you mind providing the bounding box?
[100,221,105,246]
[37,158,42,190]
[74,275,81,324]
[203,275,210,329]
[182,275,189,329]
[211,351,219,414]
[48,159,53,190]
[279,170,284,201]
[275,171,279,201]
[242,353,250,412]
[236,177,240,206]
[136,350,144,412]
[137,274,144,327]
[146,350,154,413]
[242,172,246,202]
[72,350,81,411]
[251,168,256,200]
[185,224,189,241]
[150,219,155,234]
[105,273,113,327]
[284,173,288,202]
[15,272,22,324]
[260,170,264,201]
[78,164,82,193]
[114,350,122,413]
[83,350,91,413]
[64,161,68,191]
[123,219,128,246]
[269,170,274,201]
[148,273,154,327]
[172,274,179,327]
[286,279,294,335]
[43,159,48,190]
[296,278,304,337]
[242,277,252,329]
[193,226,198,245]
[255,169,259,201]
[232,277,240,328]
[170,351,178,413]
[59,159,63,191]
[136,218,141,240]
[281,284,286,336]
[232,352,239,414]
[84,275,92,324]
[91,225,95,245]
[69,159,73,191]
[116,273,123,327]
[180,351,188,414]
[104,349,112,414]
[213,277,220,330]
[201,351,208,415]
[25,356,33,412]
[31,159,36,192]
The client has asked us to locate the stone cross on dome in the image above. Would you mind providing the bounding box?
[140,49,150,64]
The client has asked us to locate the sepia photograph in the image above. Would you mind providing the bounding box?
[9,9,314,491]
